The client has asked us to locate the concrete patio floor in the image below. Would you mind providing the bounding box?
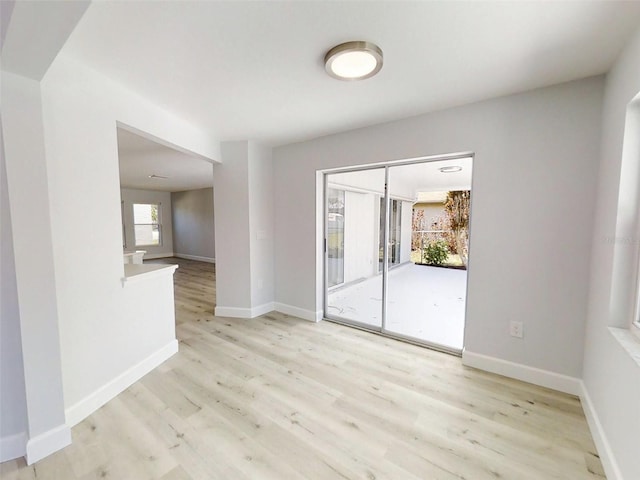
[327,262,467,351]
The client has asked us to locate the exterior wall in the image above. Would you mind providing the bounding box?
[343,190,377,283]
[171,187,215,262]
[400,200,412,263]
[414,202,447,229]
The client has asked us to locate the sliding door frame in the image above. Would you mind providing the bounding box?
[322,151,475,356]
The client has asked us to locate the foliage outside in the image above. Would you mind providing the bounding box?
[443,190,470,267]
[150,204,158,223]
[423,240,449,266]
[411,190,470,268]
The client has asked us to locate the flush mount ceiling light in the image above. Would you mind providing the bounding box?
[438,166,463,173]
[148,174,169,179]
[324,41,383,81]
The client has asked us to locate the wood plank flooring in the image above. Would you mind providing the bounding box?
[1,258,605,479]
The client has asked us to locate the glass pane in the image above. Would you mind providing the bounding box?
[327,189,345,287]
[135,224,160,246]
[133,203,159,224]
[326,168,385,329]
[389,199,401,266]
[378,198,402,272]
[385,160,472,350]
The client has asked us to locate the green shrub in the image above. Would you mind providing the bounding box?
[423,240,449,266]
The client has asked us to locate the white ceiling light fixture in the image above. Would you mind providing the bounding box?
[148,174,169,179]
[324,41,383,81]
[438,166,462,173]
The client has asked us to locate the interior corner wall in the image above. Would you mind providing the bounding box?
[171,187,216,262]
[120,188,174,258]
[214,141,252,312]
[213,141,275,316]
[38,55,220,421]
[583,26,640,480]
[0,112,28,461]
[248,142,275,309]
[1,71,68,459]
[274,76,604,379]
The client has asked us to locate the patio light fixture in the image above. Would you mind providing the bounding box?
[438,166,462,173]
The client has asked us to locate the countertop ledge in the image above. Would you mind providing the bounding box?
[609,327,640,368]
[122,263,178,286]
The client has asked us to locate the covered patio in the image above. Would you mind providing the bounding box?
[327,262,467,351]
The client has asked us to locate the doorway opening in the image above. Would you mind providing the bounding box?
[323,154,473,354]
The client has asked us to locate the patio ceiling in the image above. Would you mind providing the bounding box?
[328,157,473,200]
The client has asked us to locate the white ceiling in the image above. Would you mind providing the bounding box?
[59,1,640,147]
[117,128,213,192]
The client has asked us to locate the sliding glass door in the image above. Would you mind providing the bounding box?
[324,155,473,354]
[327,188,345,287]
[385,162,468,350]
[325,168,385,329]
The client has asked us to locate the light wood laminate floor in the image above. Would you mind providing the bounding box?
[1,258,605,479]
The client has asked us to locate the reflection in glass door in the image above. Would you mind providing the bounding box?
[325,168,385,329]
[327,188,345,287]
[324,155,473,354]
[378,198,402,272]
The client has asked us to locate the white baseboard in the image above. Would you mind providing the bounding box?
[215,303,274,318]
[215,306,253,318]
[175,253,215,264]
[579,381,622,480]
[65,340,178,427]
[461,350,581,395]
[215,303,322,322]
[251,302,275,317]
[274,302,322,322]
[0,431,26,462]
[142,253,174,260]
[25,424,71,465]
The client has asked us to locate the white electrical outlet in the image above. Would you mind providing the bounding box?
[510,321,524,338]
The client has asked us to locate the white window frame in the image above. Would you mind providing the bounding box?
[133,202,162,247]
[633,247,640,339]
[627,93,640,339]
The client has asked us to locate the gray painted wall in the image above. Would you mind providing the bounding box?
[171,188,215,261]
[248,142,275,308]
[3,70,68,461]
[273,76,604,379]
[0,114,28,459]
[214,142,253,310]
[583,25,640,480]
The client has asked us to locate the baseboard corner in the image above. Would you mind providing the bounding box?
[273,302,320,322]
[25,424,71,465]
[0,431,27,463]
[251,302,275,318]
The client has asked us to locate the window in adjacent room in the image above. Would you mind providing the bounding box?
[133,203,161,246]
